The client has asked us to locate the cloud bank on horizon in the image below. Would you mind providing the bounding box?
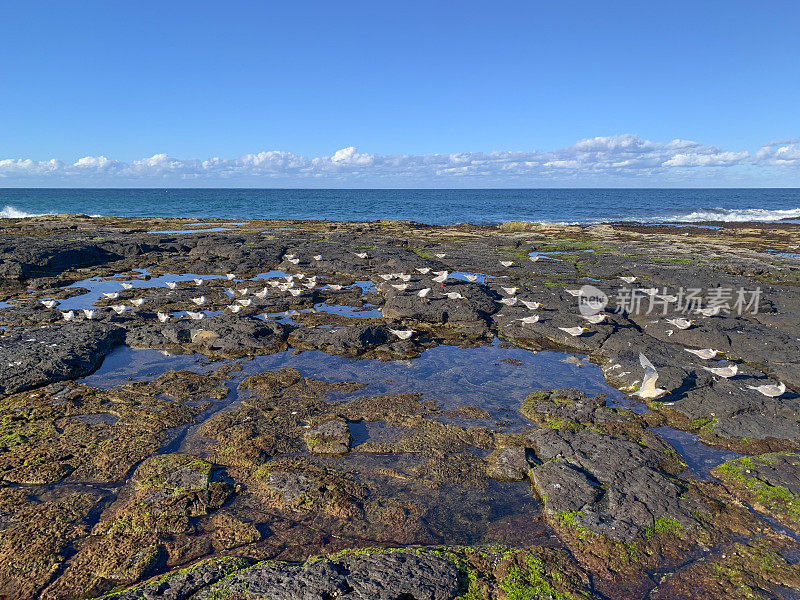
[1,135,799,186]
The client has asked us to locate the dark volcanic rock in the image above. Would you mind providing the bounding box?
[126,314,291,355]
[0,322,124,395]
[527,426,700,540]
[96,557,253,600]
[194,551,460,600]
[383,282,499,323]
[0,237,123,283]
[713,452,800,533]
[486,446,531,481]
[289,323,390,355]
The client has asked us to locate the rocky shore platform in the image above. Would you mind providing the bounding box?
[0,215,798,599]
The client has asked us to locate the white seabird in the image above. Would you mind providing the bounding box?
[558,326,586,337]
[703,364,738,378]
[582,313,606,324]
[666,317,693,330]
[747,381,787,397]
[634,353,668,399]
[388,328,413,340]
[685,348,718,359]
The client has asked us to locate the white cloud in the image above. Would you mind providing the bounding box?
[755,142,800,166]
[0,135,796,184]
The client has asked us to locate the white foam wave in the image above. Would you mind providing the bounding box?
[0,205,47,219]
[667,207,800,223]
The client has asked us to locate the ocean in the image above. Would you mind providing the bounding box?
[2,188,800,225]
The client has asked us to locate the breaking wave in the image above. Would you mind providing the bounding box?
[0,205,47,218]
[665,207,800,223]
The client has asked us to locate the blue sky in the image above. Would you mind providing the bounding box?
[0,1,798,187]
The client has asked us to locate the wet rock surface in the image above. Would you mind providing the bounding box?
[193,551,461,600]
[0,322,124,394]
[0,215,798,600]
[713,452,800,534]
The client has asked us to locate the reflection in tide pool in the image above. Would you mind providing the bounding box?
[78,341,635,548]
[84,340,627,431]
[650,426,742,480]
[55,272,230,310]
[313,303,383,318]
[80,347,212,388]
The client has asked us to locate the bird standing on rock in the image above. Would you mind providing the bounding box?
[703,364,738,378]
[432,272,448,288]
[747,381,786,397]
[685,348,718,359]
[389,328,413,340]
[666,318,693,330]
[582,313,606,324]
[559,326,586,337]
